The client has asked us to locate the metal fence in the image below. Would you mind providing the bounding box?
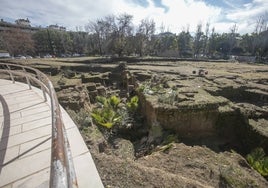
[0,62,78,188]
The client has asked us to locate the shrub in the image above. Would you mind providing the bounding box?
[127,95,139,113]
[108,95,121,109]
[91,95,139,130]
[246,147,268,177]
[92,95,122,129]
[96,96,108,106]
[158,89,176,105]
[91,108,121,129]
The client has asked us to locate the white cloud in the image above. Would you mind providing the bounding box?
[224,0,268,33]
[160,0,221,32]
[0,0,222,33]
[108,0,222,33]
[0,0,267,34]
[227,2,267,21]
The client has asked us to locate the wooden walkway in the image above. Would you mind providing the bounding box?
[0,79,103,188]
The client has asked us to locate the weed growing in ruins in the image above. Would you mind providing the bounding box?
[138,75,178,106]
[138,74,169,95]
[246,147,268,178]
[127,95,139,113]
[91,95,140,129]
[158,89,177,105]
[91,95,122,129]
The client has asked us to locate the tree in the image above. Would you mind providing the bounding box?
[240,33,254,55]
[33,29,73,56]
[228,24,238,55]
[86,33,102,55]
[136,18,156,56]
[86,17,112,55]
[86,13,134,56]
[217,33,231,57]
[153,32,177,56]
[112,13,134,57]
[208,27,218,57]
[32,30,50,56]
[59,31,72,55]
[202,22,210,56]
[124,35,136,56]
[1,28,34,56]
[255,12,268,34]
[177,30,193,57]
[193,23,203,57]
[252,12,268,58]
[71,31,88,54]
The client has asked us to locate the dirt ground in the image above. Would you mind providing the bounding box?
[90,143,268,188]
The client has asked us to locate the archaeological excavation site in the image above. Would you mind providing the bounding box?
[9,58,268,187]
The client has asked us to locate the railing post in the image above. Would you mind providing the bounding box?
[6,65,15,83]
[37,72,47,102]
[22,67,32,89]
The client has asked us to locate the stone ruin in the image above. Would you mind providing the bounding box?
[39,61,268,155]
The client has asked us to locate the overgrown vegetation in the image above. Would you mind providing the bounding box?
[158,89,177,105]
[246,147,268,178]
[91,96,122,129]
[126,95,139,113]
[91,95,139,130]
[138,75,178,105]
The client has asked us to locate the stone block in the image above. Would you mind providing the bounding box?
[86,83,97,92]
[97,86,106,96]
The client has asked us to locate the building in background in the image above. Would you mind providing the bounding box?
[48,24,66,31]
[15,18,31,27]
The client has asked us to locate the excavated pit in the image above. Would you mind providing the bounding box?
[37,60,268,157]
[23,59,268,187]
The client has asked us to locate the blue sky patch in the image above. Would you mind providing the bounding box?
[152,0,169,12]
[205,0,253,9]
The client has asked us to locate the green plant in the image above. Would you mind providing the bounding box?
[92,95,122,129]
[158,89,176,105]
[246,147,268,177]
[139,82,153,94]
[96,96,108,106]
[108,95,121,109]
[92,95,140,132]
[91,108,121,129]
[137,84,145,92]
[127,95,139,113]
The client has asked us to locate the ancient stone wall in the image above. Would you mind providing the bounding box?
[138,93,220,137]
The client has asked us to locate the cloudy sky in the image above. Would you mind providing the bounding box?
[0,0,267,34]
